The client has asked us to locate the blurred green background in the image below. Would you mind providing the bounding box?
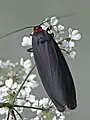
[0,0,89,119]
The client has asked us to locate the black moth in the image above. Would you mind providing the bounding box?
[27,26,77,112]
[0,15,77,112]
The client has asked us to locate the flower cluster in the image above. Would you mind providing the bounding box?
[30,97,65,120]
[0,59,65,120]
[21,16,81,59]
[0,59,38,118]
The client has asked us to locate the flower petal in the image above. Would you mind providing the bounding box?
[24,59,32,69]
[27,94,35,103]
[37,110,42,115]
[50,16,58,26]
[72,34,81,40]
[25,87,31,93]
[28,74,36,81]
[31,100,39,112]
[69,51,76,59]
[68,41,75,47]
[5,78,13,88]
[52,116,57,120]
[58,24,64,31]
[30,53,34,57]
[60,115,65,119]
[20,58,24,66]
[68,28,72,34]
[24,101,31,106]
[53,26,58,32]
[61,40,69,47]
[72,30,79,36]
[22,36,32,42]
[55,110,61,116]
[11,82,17,89]
[39,98,49,106]
[21,36,32,46]
[41,22,50,30]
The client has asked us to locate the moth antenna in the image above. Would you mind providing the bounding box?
[0,13,76,39]
[0,25,35,39]
[40,13,76,26]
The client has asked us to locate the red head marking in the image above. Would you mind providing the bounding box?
[33,26,43,33]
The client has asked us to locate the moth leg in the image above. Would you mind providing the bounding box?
[46,25,52,32]
[60,48,70,55]
[29,33,33,36]
[27,48,33,52]
[57,41,62,45]
[50,33,54,37]
[46,26,54,37]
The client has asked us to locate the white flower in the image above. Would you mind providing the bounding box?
[31,100,39,112]
[55,110,61,117]
[53,26,58,32]
[25,87,32,97]
[30,116,40,120]
[58,24,64,31]
[21,36,32,46]
[41,19,50,30]
[26,94,35,103]
[50,16,58,26]
[60,115,65,119]
[24,118,28,120]
[0,60,11,68]
[68,28,81,40]
[24,59,32,69]
[61,40,75,48]
[5,78,13,88]
[20,58,24,66]
[2,116,7,120]
[61,40,69,48]
[28,74,36,81]
[25,74,38,89]
[39,97,49,107]
[0,60,3,68]
[24,101,31,106]
[20,86,31,98]
[59,113,65,120]
[20,58,32,70]
[30,53,34,57]
[0,89,8,103]
[60,40,75,52]
[20,89,27,98]
[68,41,75,48]
[54,33,61,41]
[0,107,8,115]
[16,99,25,105]
[26,80,38,89]
[15,106,24,113]
[0,86,8,93]
[11,82,18,89]
[36,109,42,115]
[52,116,57,120]
[0,77,4,87]
[69,51,76,59]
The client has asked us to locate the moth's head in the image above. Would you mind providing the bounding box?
[33,25,43,33]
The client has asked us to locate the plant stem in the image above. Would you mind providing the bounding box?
[14,104,46,111]
[13,108,23,120]
[0,102,13,108]
[11,109,17,120]
[12,64,36,104]
[7,110,10,120]
[58,37,71,44]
